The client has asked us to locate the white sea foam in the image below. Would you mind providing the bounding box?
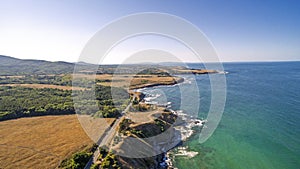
[158,109,205,168]
[182,76,193,84]
[217,70,229,74]
[143,93,161,102]
[175,147,199,158]
[170,109,207,161]
[174,116,205,141]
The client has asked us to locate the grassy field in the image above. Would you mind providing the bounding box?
[0,115,114,169]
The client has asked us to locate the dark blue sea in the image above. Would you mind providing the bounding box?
[141,62,300,169]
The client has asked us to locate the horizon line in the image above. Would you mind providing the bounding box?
[1,54,299,65]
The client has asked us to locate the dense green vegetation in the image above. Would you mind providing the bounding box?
[0,85,129,121]
[119,118,133,134]
[59,144,97,169]
[74,85,129,118]
[0,86,74,121]
[91,147,121,169]
[129,103,156,112]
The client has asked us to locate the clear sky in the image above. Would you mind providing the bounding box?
[0,0,299,63]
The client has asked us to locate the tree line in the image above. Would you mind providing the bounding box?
[0,85,129,121]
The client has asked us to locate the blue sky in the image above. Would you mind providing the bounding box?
[0,0,299,63]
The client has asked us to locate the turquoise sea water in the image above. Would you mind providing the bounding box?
[142,62,300,169]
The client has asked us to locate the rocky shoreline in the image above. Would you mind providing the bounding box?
[160,110,206,169]
[128,75,208,169]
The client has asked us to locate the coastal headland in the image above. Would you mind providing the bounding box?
[0,55,214,168]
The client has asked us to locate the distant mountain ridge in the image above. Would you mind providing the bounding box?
[0,55,77,75]
[0,55,214,76]
[0,55,181,76]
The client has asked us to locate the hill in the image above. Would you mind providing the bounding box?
[0,55,77,75]
[0,55,217,76]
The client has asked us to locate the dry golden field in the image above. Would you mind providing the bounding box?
[126,108,164,125]
[73,74,183,89]
[0,115,114,169]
